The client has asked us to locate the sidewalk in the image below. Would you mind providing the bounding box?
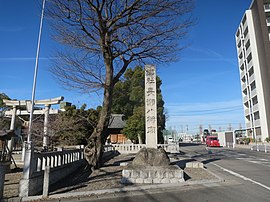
[2,152,220,202]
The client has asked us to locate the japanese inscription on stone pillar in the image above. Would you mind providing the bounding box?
[145,65,157,148]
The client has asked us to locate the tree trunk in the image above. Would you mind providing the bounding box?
[84,41,114,169]
[84,80,113,169]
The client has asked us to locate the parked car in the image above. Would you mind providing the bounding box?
[206,136,220,147]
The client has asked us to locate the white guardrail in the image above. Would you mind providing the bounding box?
[250,143,270,153]
[111,143,180,154]
[226,142,270,153]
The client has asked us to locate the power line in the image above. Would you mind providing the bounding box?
[170,107,242,117]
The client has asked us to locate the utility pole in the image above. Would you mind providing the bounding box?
[228,123,232,131]
[28,0,46,143]
[199,125,203,135]
[239,123,242,130]
[219,126,222,132]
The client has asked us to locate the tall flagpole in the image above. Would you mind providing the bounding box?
[27,0,46,142]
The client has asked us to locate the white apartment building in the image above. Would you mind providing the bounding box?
[236,0,270,141]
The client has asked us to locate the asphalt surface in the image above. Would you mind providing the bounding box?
[6,143,270,202]
[53,144,270,202]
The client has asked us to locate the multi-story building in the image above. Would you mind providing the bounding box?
[236,0,270,141]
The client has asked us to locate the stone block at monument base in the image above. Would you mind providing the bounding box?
[121,165,185,184]
[122,146,185,184]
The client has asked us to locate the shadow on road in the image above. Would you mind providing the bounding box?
[201,158,220,165]
[179,142,203,147]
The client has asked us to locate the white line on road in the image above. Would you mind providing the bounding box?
[259,159,269,162]
[248,160,264,164]
[235,158,245,160]
[211,162,270,191]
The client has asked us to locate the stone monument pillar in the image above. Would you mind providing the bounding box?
[43,104,51,150]
[145,65,158,148]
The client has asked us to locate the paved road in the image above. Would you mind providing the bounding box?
[182,143,270,190]
[85,144,270,202]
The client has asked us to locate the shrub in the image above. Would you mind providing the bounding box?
[265,137,270,143]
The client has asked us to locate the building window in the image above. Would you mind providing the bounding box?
[249,66,254,76]
[250,81,256,91]
[245,39,250,50]
[239,51,243,59]
[266,16,270,24]
[244,101,249,108]
[242,15,247,25]
[247,53,252,63]
[252,96,258,105]
[244,27,249,37]
[240,63,244,71]
[243,88,247,95]
[246,115,251,121]
[254,111,260,120]
[237,40,241,48]
[236,29,240,37]
[264,3,270,11]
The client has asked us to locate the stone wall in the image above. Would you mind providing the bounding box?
[121,165,184,184]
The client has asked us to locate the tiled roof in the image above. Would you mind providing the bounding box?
[108,114,126,129]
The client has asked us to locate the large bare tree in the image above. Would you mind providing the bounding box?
[47,0,194,169]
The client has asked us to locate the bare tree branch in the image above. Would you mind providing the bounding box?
[46,0,195,168]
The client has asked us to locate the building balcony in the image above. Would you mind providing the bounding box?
[243,95,248,103]
[248,60,253,70]
[241,82,246,90]
[246,122,251,128]
[254,119,261,127]
[246,47,251,59]
[243,22,248,34]
[244,36,250,45]
[249,74,255,83]
[244,108,250,115]
[236,35,241,45]
[240,70,245,79]
[253,103,259,112]
[251,88,257,98]
[239,57,244,66]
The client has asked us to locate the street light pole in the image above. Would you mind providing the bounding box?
[27,0,46,142]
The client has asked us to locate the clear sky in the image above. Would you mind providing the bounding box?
[0,0,252,135]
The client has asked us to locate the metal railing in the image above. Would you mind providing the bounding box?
[250,143,270,153]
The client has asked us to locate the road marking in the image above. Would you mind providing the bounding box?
[235,158,270,167]
[246,156,256,159]
[211,162,270,191]
[248,160,263,164]
[235,158,245,160]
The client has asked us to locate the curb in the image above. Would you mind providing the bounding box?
[21,177,223,202]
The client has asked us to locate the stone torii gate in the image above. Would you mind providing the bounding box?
[3,96,64,151]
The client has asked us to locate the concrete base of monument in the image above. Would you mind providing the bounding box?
[121,165,185,184]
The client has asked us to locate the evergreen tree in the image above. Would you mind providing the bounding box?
[112,66,165,143]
